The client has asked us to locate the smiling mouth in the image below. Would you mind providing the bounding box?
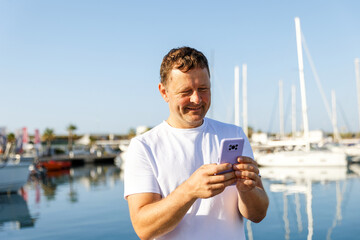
[186,106,202,111]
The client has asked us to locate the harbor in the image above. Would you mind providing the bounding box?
[1,117,360,239]
[1,1,360,239]
[1,121,360,240]
[1,162,360,239]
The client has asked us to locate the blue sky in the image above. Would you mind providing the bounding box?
[1,0,359,135]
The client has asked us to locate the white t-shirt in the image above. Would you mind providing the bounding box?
[124,118,253,240]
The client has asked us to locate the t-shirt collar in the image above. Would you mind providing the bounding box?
[163,118,207,133]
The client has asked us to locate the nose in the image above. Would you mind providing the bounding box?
[190,91,201,104]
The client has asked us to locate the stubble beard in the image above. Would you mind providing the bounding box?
[182,103,209,126]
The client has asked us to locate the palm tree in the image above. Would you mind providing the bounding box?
[2,133,16,156]
[128,128,136,139]
[42,128,55,156]
[247,126,254,138]
[67,124,77,152]
[7,133,16,143]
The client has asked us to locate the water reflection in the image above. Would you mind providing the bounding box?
[349,163,360,176]
[0,163,123,234]
[0,194,35,230]
[248,164,358,240]
[36,164,122,203]
[1,162,359,239]
[69,164,122,189]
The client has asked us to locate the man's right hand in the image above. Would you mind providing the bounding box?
[184,163,237,200]
[127,163,236,240]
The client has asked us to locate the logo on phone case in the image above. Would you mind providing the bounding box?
[228,144,238,151]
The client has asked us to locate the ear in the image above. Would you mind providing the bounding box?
[158,83,169,102]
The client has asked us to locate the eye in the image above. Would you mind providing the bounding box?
[180,90,192,96]
[199,88,209,92]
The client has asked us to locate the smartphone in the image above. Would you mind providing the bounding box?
[218,138,244,173]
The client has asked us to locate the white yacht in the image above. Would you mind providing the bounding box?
[0,155,32,193]
[256,149,347,167]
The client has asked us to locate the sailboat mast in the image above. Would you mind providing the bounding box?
[242,64,248,136]
[355,58,360,133]
[209,50,215,118]
[292,85,297,138]
[295,17,310,149]
[279,80,284,138]
[331,90,340,142]
[234,66,240,126]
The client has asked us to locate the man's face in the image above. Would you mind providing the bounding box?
[159,67,211,128]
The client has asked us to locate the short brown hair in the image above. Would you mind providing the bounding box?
[160,47,210,86]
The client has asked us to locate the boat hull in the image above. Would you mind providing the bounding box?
[0,161,31,193]
[256,150,347,167]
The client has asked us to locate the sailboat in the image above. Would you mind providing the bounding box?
[324,59,360,162]
[234,64,248,136]
[255,17,347,167]
[324,89,360,162]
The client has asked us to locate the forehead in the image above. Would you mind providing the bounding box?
[167,68,210,88]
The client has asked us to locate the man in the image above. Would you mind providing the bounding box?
[124,46,269,240]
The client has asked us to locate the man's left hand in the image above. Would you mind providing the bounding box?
[233,156,260,192]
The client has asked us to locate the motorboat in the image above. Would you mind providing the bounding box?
[0,155,32,193]
[38,160,71,171]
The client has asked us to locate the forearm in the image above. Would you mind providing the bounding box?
[129,163,235,240]
[130,183,196,240]
[237,185,269,223]
[233,156,269,223]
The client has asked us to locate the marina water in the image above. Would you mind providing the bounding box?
[1,163,360,240]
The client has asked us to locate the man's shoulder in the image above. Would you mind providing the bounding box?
[132,121,167,143]
[205,118,247,140]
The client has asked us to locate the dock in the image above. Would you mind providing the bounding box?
[38,153,118,165]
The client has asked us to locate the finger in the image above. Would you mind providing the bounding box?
[236,178,256,188]
[199,163,221,175]
[235,170,259,181]
[213,163,233,174]
[211,177,237,190]
[224,177,237,187]
[209,171,236,183]
[233,163,259,174]
[237,156,257,165]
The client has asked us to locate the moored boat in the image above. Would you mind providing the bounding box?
[38,160,71,171]
[0,155,32,193]
[256,150,347,167]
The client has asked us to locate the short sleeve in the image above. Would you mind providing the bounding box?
[123,138,161,199]
[238,128,254,160]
